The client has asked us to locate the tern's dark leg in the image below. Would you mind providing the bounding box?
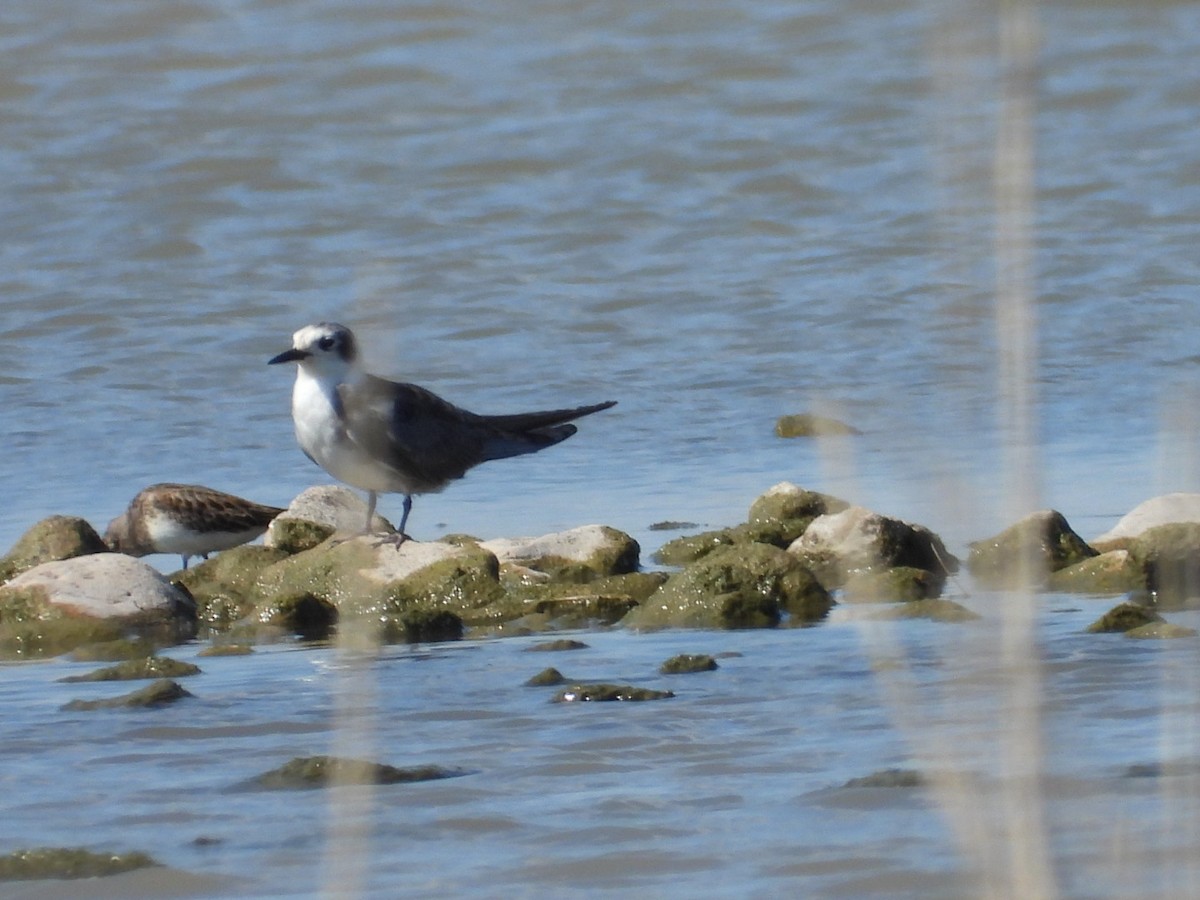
[181,555,189,570]
[371,493,414,549]
[398,494,413,536]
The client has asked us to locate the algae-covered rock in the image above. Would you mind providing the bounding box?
[868,599,981,623]
[265,485,392,552]
[747,482,850,547]
[652,528,739,566]
[525,638,589,652]
[525,667,566,686]
[244,756,464,790]
[0,555,196,644]
[1046,550,1142,595]
[1092,493,1200,551]
[790,506,958,590]
[1128,523,1200,609]
[841,567,945,603]
[0,516,108,585]
[624,543,831,630]
[257,592,339,641]
[380,608,463,644]
[61,678,193,711]
[173,545,291,629]
[843,768,925,789]
[0,604,127,661]
[0,847,158,881]
[480,525,640,582]
[660,653,719,674]
[197,643,254,657]
[512,572,665,628]
[1126,621,1198,640]
[775,413,861,438]
[58,656,201,682]
[69,637,157,662]
[1086,602,1163,634]
[553,683,675,702]
[967,510,1097,589]
[253,536,502,641]
[529,594,639,628]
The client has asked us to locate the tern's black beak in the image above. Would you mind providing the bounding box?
[268,348,310,365]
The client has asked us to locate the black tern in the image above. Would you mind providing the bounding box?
[268,322,616,541]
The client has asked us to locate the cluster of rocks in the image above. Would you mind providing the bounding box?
[2,483,1200,658]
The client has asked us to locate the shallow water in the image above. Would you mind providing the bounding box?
[3,0,1200,896]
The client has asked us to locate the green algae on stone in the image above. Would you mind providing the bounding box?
[653,528,739,566]
[868,599,981,623]
[0,516,108,585]
[967,510,1097,589]
[525,667,566,686]
[173,545,291,629]
[525,638,589,652]
[843,768,925,789]
[1047,550,1142,595]
[624,543,831,631]
[746,482,850,547]
[659,653,719,674]
[266,518,336,555]
[245,755,466,790]
[841,567,945,603]
[1126,621,1198,640]
[197,642,254,657]
[648,520,701,532]
[258,592,339,641]
[58,655,201,683]
[775,413,862,438]
[1128,523,1200,609]
[61,678,193,711]
[530,594,638,628]
[0,596,127,660]
[1086,602,1163,634]
[553,683,675,702]
[378,608,463,644]
[69,636,157,662]
[0,847,158,881]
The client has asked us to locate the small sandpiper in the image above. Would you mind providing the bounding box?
[268,322,616,542]
[105,483,285,569]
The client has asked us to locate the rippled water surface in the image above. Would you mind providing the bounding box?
[3,0,1200,895]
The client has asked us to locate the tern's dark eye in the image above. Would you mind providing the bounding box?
[318,336,336,351]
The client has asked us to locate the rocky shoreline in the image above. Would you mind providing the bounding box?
[2,482,1200,660]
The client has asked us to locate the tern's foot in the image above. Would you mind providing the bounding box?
[371,531,414,549]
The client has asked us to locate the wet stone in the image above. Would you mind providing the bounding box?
[1125,622,1198,640]
[0,847,158,881]
[58,656,201,682]
[525,667,566,686]
[197,643,254,657]
[525,639,589,652]
[69,637,157,662]
[0,516,108,585]
[1086,602,1163,634]
[775,413,861,438]
[843,768,925,789]
[660,654,719,674]
[61,678,193,711]
[553,683,675,702]
[244,756,466,790]
[967,510,1097,589]
[868,599,981,623]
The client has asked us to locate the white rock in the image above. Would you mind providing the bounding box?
[3,554,194,620]
[481,525,626,566]
[265,485,391,547]
[1093,493,1200,545]
[352,537,488,584]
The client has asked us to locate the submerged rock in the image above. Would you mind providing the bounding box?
[480,525,640,582]
[58,656,201,683]
[1126,621,1198,640]
[1046,550,1142,595]
[173,545,290,629]
[843,768,925,789]
[69,637,157,662]
[1092,493,1200,551]
[525,667,567,686]
[0,847,158,881]
[659,653,719,674]
[1128,523,1200,609]
[61,678,193,710]
[775,413,861,438]
[197,643,254,657]
[525,639,589,652]
[1086,602,1163,634]
[553,683,675,702]
[244,756,465,790]
[790,506,958,591]
[867,599,981,623]
[624,543,831,630]
[0,516,108,585]
[967,510,1097,589]
[840,567,946,603]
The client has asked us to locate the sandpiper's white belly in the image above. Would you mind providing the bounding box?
[143,509,266,556]
[291,369,415,493]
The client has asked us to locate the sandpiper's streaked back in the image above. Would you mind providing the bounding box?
[268,322,616,541]
[105,483,285,569]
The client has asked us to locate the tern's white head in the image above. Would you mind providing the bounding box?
[268,322,360,379]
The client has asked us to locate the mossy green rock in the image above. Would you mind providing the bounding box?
[525,638,589,652]
[59,656,201,682]
[624,543,831,630]
[841,567,945,602]
[775,413,861,438]
[0,847,158,881]
[265,518,335,555]
[747,482,851,547]
[173,545,291,629]
[553,683,675,702]
[0,589,127,660]
[1128,523,1200,609]
[1086,602,1163,633]
[245,756,464,790]
[197,643,254,657]
[1126,621,1198,639]
[653,528,739,566]
[61,678,193,710]
[843,768,925,789]
[0,516,108,585]
[660,653,719,674]
[1047,550,1142,595]
[253,537,503,641]
[525,667,566,686]
[869,599,981,623]
[69,637,157,661]
[968,510,1097,589]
